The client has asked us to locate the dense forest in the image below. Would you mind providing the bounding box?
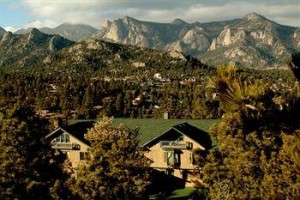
[0,51,295,122]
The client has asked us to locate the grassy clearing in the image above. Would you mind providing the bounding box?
[168,187,197,198]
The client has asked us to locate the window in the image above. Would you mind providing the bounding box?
[80,152,88,160]
[55,133,70,143]
[65,134,70,143]
[164,151,180,165]
[189,152,194,164]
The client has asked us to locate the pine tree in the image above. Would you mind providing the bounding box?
[70,117,151,200]
[203,65,300,199]
[0,105,70,199]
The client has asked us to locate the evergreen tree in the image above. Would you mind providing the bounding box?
[288,52,300,80]
[70,117,151,200]
[203,66,300,199]
[0,105,70,199]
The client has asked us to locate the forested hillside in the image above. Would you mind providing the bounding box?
[0,29,297,121]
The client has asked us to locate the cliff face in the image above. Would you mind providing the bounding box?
[97,13,300,68]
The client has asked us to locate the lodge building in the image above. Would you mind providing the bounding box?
[45,121,211,187]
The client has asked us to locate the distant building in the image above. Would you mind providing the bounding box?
[153,73,162,80]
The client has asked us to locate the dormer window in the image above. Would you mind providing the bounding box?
[56,133,70,143]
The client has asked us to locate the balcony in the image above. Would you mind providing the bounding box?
[51,142,80,150]
[160,141,192,149]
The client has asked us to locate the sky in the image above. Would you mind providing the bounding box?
[0,0,299,31]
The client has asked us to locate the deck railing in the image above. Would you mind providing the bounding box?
[51,142,80,150]
[160,141,192,149]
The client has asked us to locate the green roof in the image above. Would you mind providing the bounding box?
[113,118,220,145]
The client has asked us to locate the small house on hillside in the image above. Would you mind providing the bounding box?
[45,121,95,169]
[143,123,211,187]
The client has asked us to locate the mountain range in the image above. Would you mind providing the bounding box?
[1,13,299,68]
[96,13,300,68]
[0,28,210,79]
[15,23,98,42]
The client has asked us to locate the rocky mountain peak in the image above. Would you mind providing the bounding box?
[95,14,300,68]
[49,35,74,51]
[102,19,112,28]
[123,16,139,25]
[243,12,267,21]
[171,18,188,26]
[28,28,47,43]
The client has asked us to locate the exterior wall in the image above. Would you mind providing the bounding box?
[51,132,90,169]
[144,134,205,187]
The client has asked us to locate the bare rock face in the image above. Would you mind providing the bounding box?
[168,50,187,61]
[96,13,300,68]
[182,29,210,51]
[105,19,128,42]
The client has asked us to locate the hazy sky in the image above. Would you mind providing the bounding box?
[0,0,299,31]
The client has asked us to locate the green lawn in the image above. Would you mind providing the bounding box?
[113,118,220,145]
[168,187,197,199]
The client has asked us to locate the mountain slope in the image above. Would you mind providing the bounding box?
[40,39,211,78]
[0,29,74,68]
[96,13,300,68]
[15,23,98,42]
[1,27,212,78]
[40,23,98,41]
[0,27,6,36]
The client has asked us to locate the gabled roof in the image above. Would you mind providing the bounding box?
[45,121,95,145]
[143,122,212,150]
[113,118,219,144]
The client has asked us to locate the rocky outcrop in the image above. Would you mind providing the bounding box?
[97,13,300,68]
[0,29,74,68]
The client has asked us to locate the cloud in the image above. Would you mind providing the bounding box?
[21,0,300,28]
